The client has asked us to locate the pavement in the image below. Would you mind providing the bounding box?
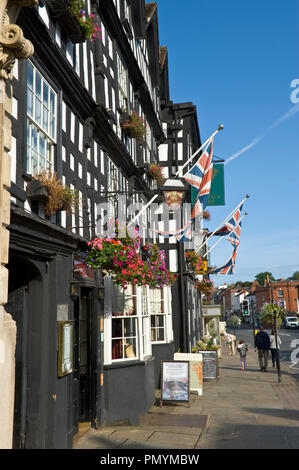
[74,341,299,450]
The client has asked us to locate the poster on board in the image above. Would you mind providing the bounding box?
[160,361,190,407]
[174,352,203,396]
[197,350,219,381]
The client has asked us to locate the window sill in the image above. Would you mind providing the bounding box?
[104,355,154,370]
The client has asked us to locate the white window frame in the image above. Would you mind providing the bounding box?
[104,279,152,364]
[150,287,173,344]
[116,51,128,111]
[277,289,284,298]
[26,60,57,175]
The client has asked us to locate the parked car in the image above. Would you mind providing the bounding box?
[284,316,299,329]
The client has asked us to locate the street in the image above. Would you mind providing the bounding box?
[230,326,299,368]
[75,336,299,450]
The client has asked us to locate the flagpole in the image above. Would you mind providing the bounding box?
[129,125,224,225]
[176,124,223,177]
[204,213,247,258]
[195,194,250,253]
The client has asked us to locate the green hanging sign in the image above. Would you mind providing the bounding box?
[191,163,225,207]
[207,164,225,206]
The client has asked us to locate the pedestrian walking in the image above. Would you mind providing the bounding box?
[270,330,281,368]
[254,325,270,372]
[237,340,248,371]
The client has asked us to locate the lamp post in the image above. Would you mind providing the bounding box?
[250,298,256,344]
[273,309,282,383]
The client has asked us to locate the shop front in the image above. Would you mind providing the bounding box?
[6,209,104,448]
[102,278,156,425]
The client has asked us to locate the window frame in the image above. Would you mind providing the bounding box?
[26,60,57,176]
[150,286,173,344]
[104,279,152,364]
[277,289,284,298]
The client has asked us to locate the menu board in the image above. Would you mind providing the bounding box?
[197,350,219,381]
[58,321,74,377]
[174,353,203,396]
[160,361,190,406]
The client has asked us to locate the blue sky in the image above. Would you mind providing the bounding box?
[156,0,299,286]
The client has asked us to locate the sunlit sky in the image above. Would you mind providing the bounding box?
[156,0,299,285]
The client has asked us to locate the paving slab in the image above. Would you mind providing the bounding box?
[74,339,299,450]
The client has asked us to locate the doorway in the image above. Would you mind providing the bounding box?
[73,287,93,435]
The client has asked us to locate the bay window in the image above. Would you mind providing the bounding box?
[104,279,152,364]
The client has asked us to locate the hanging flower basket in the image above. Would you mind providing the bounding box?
[26,178,49,203]
[202,210,210,221]
[47,0,101,43]
[84,227,177,288]
[185,251,206,275]
[147,164,165,186]
[194,278,214,297]
[32,171,79,216]
[120,111,147,139]
[68,0,101,41]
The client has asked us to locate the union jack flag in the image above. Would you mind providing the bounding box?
[225,204,243,247]
[184,138,214,211]
[212,246,239,275]
[153,221,192,242]
[206,204,243,244]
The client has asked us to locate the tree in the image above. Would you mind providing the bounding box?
[234,281,251,288]
[259,303,284,329]
[254,272,275,286]
[291,271,299,280]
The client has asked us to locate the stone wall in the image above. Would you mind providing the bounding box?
[0,0,37,449]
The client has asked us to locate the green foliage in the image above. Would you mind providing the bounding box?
[192,337,219,352]
[291,271,299,280]
[68,0,101,40]
[259,303,284,329]
[84,235,177,288]
[255,272,275,286]
[230,314,241,327]
[234,281,251,288]
[121,111,147,138]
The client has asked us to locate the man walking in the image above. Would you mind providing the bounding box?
[255,325,270,371]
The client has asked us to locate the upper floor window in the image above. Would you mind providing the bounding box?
[116,52,128,110]
[277,289,284,298]
[26,61,57,175]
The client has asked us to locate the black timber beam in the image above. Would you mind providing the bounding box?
[96,0,164,142]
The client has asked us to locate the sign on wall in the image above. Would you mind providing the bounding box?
[58,321,74,377]
[190,164,225,208]
[160,361,190,407]
[207,164,225,206]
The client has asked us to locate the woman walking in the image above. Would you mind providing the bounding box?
[270,330,281,368]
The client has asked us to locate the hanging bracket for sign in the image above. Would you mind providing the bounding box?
[160,361,190,408]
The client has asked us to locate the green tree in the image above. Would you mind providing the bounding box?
[234,281,251,288]
[259,303,284,329]
[254,272,275,286]
[291,271,299,280]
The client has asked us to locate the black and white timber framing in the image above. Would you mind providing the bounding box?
[7,0,206,448]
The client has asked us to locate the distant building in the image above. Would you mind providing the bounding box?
[254,280,299,314]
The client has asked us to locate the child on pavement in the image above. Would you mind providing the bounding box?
[237,340,248,371]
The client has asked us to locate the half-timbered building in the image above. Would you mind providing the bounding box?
[6,0,205,448]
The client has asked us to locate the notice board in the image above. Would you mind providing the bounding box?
[174,352,203,396]
[160,361,190,407]
[197,350,219,381]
